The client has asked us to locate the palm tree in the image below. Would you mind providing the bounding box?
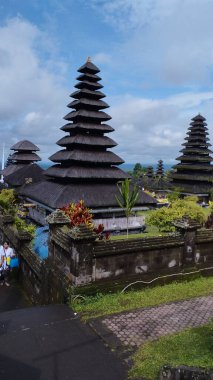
[116,179,139,238]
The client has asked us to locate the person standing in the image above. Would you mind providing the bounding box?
[0,241,14,286]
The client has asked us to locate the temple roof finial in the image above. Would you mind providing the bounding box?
[87,56,91,63]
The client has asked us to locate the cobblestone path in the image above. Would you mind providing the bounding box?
[98,296,213,348]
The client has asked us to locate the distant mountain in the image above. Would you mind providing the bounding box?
[121,163,173,172]
[38,162,173,172]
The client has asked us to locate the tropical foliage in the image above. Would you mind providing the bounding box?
[0,189,17,214]
[148,196,207,232]
[116,179,139,237]
[0,189,35,236]
[61,200,110,240]
[14,215,36,236]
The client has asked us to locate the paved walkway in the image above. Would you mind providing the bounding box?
[0,285,127,380]
[90,295,213,349]
[0,280,29,312]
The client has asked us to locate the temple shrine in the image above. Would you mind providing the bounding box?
[20,59,156,225]
[171,114,213,197]
[2,140,43,188]
[156,160,164,178]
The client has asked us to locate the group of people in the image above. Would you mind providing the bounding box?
[0,241,14,286]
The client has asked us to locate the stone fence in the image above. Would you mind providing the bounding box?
[48,211,213,294]
[0,214,70,304]
[160,365,213,379]
[0,210,213,303]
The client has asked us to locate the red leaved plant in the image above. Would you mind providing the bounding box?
[60,200,110,240]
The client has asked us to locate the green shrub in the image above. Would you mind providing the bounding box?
[148,197,206,232]
[0,189,17,214]
[14,216,36,236]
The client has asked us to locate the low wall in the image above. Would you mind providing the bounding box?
[1,211,213,302]
[0,215,70,304]
[48,214,213,293]
[160,365,213,379]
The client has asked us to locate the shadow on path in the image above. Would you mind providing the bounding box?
[0,304,127,380]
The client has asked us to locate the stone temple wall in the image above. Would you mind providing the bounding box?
[48,211,213,294]
[0,210,213,303]
[0,214,70,304]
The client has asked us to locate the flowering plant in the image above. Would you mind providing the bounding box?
[60,200,110,240]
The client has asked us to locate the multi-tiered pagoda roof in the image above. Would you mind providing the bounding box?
[146,166,154,178]
[171,114,213,193]
[2,140,43,187]
[21,59,156,209]
[156,160,164,177]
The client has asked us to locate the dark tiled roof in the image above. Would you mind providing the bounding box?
[191,114,206,122]
[64,109,111,122]
[20,180,157,209]
[10,152,41,162]
[2,164,26,176]
[56,134,117,148]
[45,165,127,179]
[48,150,123,165]
[78,60,100,74]
[68,98,109,110]
[11,140,40,151]
[171,114,213,191]
[4,164,44,187]
[60,122,114,133]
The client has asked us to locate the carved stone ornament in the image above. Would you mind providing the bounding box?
[46,209,70,225]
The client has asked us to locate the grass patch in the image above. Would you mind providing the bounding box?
[129,321,213,380]
[72,276,213,320]
[110,225,164,240]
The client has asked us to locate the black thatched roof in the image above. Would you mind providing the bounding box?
[56,134,117,148]
[75,80,103,91]
[11,140,39,151]
[48,150,124,165]
[6,139,41,166]
[44,58,127,183]
[176,155,212,163]
[78,59,100,74]
[2,164,26,177]
[2,140,42,188]
[171,114,213,192]
[10,152,41,162]
[76,73,101,82]
[4,164,44,187]
[22,59,156,210]
[44,165,126,180]
[61,122,114,133]
[191,114,206,122]
[64,109,111,122]
[156,159,164,177]
[20,181,157,209]
[68,98,109,110]
[71,89,105,100]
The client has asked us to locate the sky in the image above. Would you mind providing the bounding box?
[1,0,213,165]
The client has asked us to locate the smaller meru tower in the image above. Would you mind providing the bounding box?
[2,140,43,188]
[171,114,213,194]
[156,160,164,178]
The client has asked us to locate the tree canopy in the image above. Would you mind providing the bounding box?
[148,196,206,232]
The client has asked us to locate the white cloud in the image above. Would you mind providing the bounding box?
[110,90,213,164]
[90,0,213,87]
[92,52,112,64]
[1,12,213,169]
[0,17,68,160]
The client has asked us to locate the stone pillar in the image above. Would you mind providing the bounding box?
[173,217,201,265]
[68,225,96,286]
[47,210,96,287]
[46,209,70,259]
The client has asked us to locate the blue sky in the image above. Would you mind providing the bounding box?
[1,0,213,164]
